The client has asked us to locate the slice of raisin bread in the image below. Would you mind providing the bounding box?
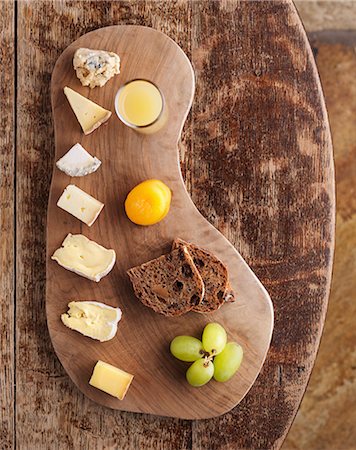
[127,246,204,317]
[172,238,235,313]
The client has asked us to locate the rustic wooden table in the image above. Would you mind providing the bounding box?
[0,1,335,449]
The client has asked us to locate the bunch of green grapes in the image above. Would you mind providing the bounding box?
[170,323,243,387]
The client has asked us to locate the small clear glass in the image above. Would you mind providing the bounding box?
[115,79,167,134]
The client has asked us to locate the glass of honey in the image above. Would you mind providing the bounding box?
[115,79,166,134]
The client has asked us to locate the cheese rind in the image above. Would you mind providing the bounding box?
[64,86,111,135]
[51,234,116,282]
[89,360,134,400]
[57,184,104,226]
[61,301,122,342]
[56,143,101,177]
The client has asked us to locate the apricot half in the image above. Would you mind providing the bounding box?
[125,179,172,226]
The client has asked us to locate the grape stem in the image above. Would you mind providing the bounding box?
[203,354,214,366]
[199,349,210,358]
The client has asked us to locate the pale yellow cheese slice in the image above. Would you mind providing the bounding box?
[51,234,116,282]
[61,301,122,342]
[64,86,111,135]
[89,360,134,400]
[57,184,104,226]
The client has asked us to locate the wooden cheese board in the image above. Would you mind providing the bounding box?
[46,25,274,420]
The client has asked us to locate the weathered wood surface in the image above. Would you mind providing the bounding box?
[48,25,273,420]
[0,1,15,449]
[5,0,334,448]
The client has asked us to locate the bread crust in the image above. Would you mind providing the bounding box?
[172,238,235,313]
[127,246,204,317]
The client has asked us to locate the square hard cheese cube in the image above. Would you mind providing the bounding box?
[57,184,104,226]
[56,143,101,177]
[64,86,111,135]
[89,360,134,400]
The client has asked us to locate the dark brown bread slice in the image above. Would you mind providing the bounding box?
[127,246,205,317]
[172,238,235,313]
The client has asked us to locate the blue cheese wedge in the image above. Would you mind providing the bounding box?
[64,86,111,135]
[52,234,116,282]
[57,184,104,226]
[73,48,120,88]
[56,143,101,177]
[61,301,122,342]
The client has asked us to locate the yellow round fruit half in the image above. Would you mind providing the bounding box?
[125,179,172,226]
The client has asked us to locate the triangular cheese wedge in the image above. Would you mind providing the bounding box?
[64,86,111,135]
[56,143,101,177]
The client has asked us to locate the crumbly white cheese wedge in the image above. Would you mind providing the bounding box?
[57,184,104,226]
[56,143,101,177]
[61,301,122,342]
[52,234,116,282]
[73,48,121,89]
[64,86,111,135]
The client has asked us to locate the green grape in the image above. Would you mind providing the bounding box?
[170,336,205,362]
[186,358,214,387]
[202,323,227,355]
[213,342,243,382]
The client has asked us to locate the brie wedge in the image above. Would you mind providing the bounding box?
[51,234,116,282]
[73,48,120,88]
[64,86,111,135]
[57,184,104,226]
[61,301,122,342]
[56,143,101,177]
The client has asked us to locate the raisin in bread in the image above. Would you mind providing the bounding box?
[127,246,204,317]
[172,238,235,313]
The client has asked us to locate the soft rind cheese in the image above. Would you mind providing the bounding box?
[57,184,104,226]
[61,301,122,342]
[73,48,120,89]
[56,143,101,177]
[64,86,111,135]
[89,360,134,400]
[51,234,116,282]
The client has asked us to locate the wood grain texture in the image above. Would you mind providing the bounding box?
[16,2,194,449]
[47,24,273,419]
[0,1,15,449]
[284,32,356,450]
[13,0,334,448]
[190,2,335,449]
